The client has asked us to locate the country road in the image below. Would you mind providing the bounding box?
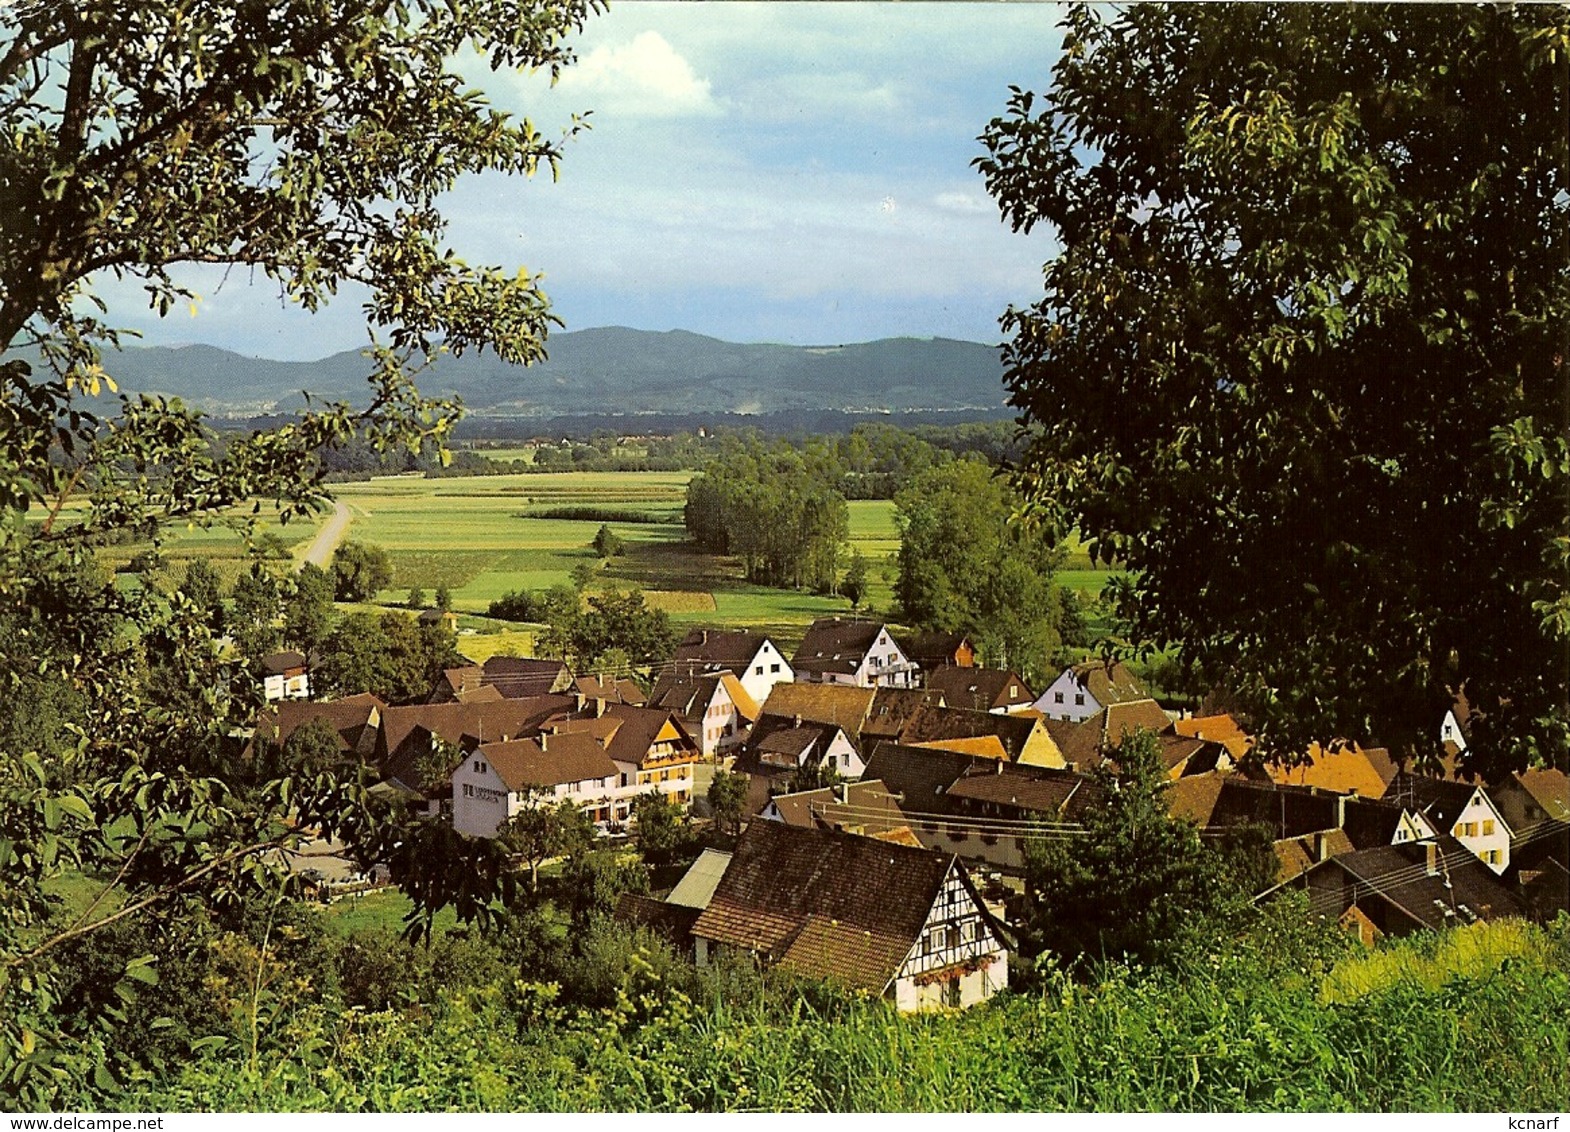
[300,499,353,567]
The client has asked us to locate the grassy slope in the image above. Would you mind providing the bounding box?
[121,917,1570,1112]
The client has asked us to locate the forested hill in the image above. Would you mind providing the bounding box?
[67,328,1008,417]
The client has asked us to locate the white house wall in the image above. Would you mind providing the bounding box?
[820,729,863,778]
[1449,790,1512,873]
[694,684,748,759]
[891,863,1008,1012]
[739,641,794,705]
[1440,709,1468,752]
[1033,670,1100,723]
[451,757,513,838]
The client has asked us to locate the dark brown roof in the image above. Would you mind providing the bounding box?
[1169,776,1413,846]
[923,667,1034,713]
[896,703,1041,762]
[1315,835,1527,930]
[691,820,955,992]
[574,674,646,706]
[262,650,308,676]
[1387,773,1480,830]
[765,780,910,833]
[1067,659,1149,707]
[860,687,946,744]
[862,742,991,815]
[756,726,827,761]
[429,666,483,703]
[791,618,897,676]
[647,673,709,715]
[672,628,773,671]
[733,720,844,782]
[1338,798,1419,850]
[602,703,697,767]
[1048,700,1173,769]
[1042,717,1094,766]
[614,893,701,954]
[1515,768,1570,824]
[479,732,619,792]
[943,764,1102,821]
[379,695,576,793]
[1520,856,1570,922]
[897,631,974,670]
[480,655,574,698]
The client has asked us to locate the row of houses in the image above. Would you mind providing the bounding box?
[258,619,1568,1014]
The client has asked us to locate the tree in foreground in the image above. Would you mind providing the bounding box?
[1019,729,1253,972]
[977,4,1568,774]
[632,790,692,867]
[591,523,624,558]
[705,769,748,840]
[283,561,337,655]
[0,0,601,1102]
[501,788,597,893]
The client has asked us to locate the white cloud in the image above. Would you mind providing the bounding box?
[555,31,720,118]
[933,191,991,215]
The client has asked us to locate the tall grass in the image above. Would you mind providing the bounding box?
[115,917,1570,1113]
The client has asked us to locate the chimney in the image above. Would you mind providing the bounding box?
[596,697,607,718]
[1335,793,1348,829]
[1425,841,1439,876]
[540,733,548,753]
[793,714,802,729]
[996,759,1004,775]
[1314,832,1330,862]
[835,782,848,805]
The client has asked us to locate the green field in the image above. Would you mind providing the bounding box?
[102,468,1116,655]
[330,471,898,649]
[97,507,317,590]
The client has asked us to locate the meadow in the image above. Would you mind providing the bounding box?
[331,471,909,649]
[103,465,1116,656]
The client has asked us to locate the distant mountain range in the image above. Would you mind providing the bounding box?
[67,328,1009,418]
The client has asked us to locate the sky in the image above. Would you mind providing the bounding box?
[95,3,1066,360]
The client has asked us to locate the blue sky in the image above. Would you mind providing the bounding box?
[97,3,1065,360]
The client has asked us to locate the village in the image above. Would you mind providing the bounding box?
[253,616,1570,1014]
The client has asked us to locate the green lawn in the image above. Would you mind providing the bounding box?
[317,888,458,939]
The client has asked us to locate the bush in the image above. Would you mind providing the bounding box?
[487,590,541,622]
[331,541,394,602]
[591,524,624,558]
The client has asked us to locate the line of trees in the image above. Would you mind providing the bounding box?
[684,446,851,593]
[893,458,1080,685]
